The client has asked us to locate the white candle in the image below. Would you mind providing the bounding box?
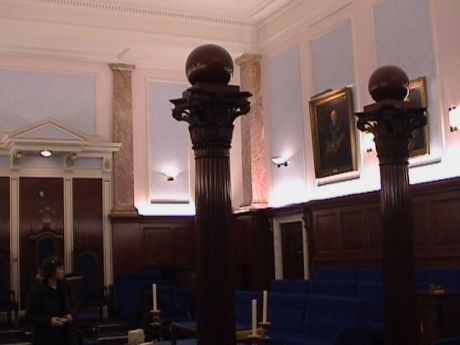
[251,299,257,337]
[152,284,158,312]
[262,290,268,323]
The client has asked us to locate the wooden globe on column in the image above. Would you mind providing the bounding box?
[171,44,251,345]
[356,65,427,345]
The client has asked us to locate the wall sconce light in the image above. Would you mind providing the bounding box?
[449,106,460,132]
[271,156,289,168]
[161,166,179,181]
[40,149,53,158]
[363,131,375,153]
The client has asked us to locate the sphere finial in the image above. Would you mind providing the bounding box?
[185,44,234,85]
[368,65,410,102]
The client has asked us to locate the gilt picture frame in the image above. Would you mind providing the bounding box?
[406,76,430,157]
[309,87,357,179]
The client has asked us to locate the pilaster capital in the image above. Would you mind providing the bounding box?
[235,54,262,66]
[109,63,136,72]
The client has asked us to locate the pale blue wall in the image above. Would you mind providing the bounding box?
[311,21,355,94]
[0,70,95,133]
[374,0,440,156]
[266,47,306,200]
[148,81,189,203]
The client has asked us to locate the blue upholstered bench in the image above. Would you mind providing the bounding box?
[309,280,356,297]
[271,279,309,294]
[234,290,262,327]
[269,295,371,345]
[432,337,460,345]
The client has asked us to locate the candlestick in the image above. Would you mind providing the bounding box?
[251,299,257,337]
[262,290,267,323]
[153,284,158,312]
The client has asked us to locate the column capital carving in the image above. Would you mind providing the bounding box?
[109,63,136,71]
[235,54,262,66]
[171,84,251,128]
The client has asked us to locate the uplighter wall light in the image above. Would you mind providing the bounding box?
[160,166,179,181]
[449,106,460,132]
[363,131,375,153]
[271,155,290,168]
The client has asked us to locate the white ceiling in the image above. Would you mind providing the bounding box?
[0,0,344,69]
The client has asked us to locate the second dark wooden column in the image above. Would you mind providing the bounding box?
[356,65,427,345]
[171,44,251,345]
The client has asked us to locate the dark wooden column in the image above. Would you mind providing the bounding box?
[171,44,251,345]
[356,66,427,345]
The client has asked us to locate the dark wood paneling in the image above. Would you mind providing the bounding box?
[111,215,196,286]
[342,210,366,250]
[233,210,274,290]
[20,177,63,305]
[73,178,103,284]
[315,212,340,252]
[143,227,172,264]
[112,221,141,274]
[111,177,460,286]
[367,207,382,249]
[0,178,10,298]
[308,177,460,269]
[173,227,195,265]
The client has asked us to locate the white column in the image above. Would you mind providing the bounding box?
[272,218,283,279]
[102,176,113,286]
[63,177,73,270]
[9,176,20,305]
[302,221,310,279]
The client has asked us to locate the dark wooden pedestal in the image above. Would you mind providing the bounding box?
[418,291,460,345]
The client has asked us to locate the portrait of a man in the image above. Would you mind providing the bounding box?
[405,77,429,157]
[309,87,357,178]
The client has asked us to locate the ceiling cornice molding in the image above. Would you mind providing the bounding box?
[258,0,352,51]
[35,0,257,28]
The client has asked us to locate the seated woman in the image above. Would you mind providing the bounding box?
[26,256,78,345]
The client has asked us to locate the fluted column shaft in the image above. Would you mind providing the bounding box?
[235,54,267,207]
[109,63,138,216]
[192,125,235,345]
[357,100,426,345]
[378,136,417,345]
[171,84,251,345]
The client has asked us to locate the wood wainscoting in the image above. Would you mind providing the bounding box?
[110,177,460,289]
[111,215,196,287]
[307,177,460,269]
[111,209,274,290]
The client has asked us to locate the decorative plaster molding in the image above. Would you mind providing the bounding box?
[35,0,257,28]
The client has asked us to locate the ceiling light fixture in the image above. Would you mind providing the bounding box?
[40,149,52,158]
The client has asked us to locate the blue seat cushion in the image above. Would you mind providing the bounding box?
[269,293,309,333]
[309,280,356,297]
[303,296,368,336]
[269,330,333,345]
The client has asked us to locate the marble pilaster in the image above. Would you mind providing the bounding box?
[235,54,268,208]
[109,63,138,216]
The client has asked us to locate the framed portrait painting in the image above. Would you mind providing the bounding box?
[406,76,429,157]
[309,87,357,178]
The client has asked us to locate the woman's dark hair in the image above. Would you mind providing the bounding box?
[41,256,64,279]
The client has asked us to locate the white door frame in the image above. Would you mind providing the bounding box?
[273,213,309,280]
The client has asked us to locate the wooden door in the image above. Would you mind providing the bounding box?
[20,177,64,306]
[281,221,304,279]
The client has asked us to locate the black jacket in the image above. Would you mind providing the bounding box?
[26,279,78,345]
